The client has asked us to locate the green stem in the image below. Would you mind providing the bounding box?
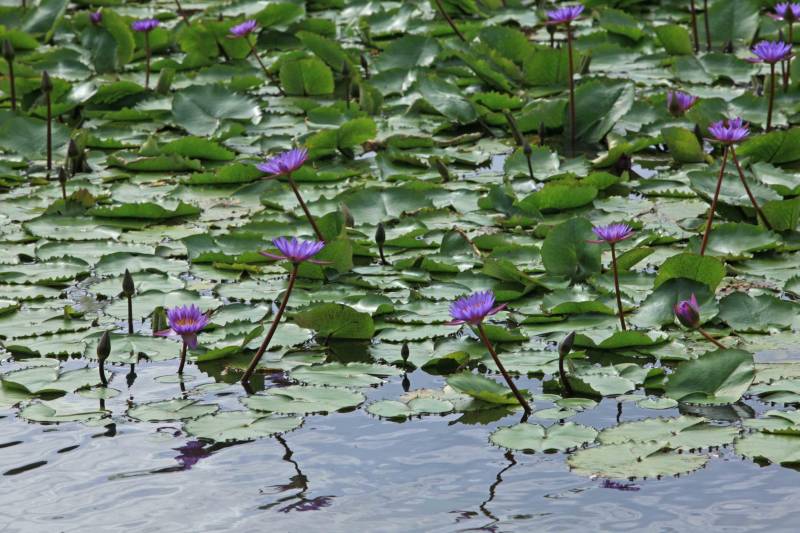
[6,58,15,111]
[144,32,151,90]
[476,324,532,415]
[242,264,299,384]
[178,342,187,374]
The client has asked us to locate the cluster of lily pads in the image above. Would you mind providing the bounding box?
[3,0,800,484]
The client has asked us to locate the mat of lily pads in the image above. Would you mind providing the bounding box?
[3,0,800,513]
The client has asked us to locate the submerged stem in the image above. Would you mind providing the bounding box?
[242,264,299,384]
[476,324,532,415]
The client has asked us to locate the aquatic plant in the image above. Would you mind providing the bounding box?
[748,41,792,130]
[546,4,583,153]
[157,304,210,374]
[588,223,634,331]
[131,18,159,89]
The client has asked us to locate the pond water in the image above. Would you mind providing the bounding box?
[4,357,800,532]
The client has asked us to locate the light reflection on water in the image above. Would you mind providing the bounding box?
[2,359,800,532]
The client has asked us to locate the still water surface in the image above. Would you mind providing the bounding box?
[2,356,800,533]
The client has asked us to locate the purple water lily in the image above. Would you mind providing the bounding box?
[448,291,506,326]
[448,290,530,414]
[589,224,634,331]
[230,19,258,38]
[748,41,792,64]
[546,5,584,25]
[157,304,209,350]
[708,117,749,144]
[771,2,800,22]
[666,90,698,116]
[261,237,326,264]
[131,18,159,32]
[587,223,635,245]
[674,294,726,349]
[257,148,309,177]
[90,11,102,25]
[674,294,700,329]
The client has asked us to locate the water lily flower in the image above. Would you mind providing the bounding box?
[448,291,506,326]
[748,41,792,64]
[158,304,209,350]
[256,148,323,241]
[131,18,159,32]
[587,223,635,245]
[667,90,698,116]
[588,224,633,331]
[674,294,700,329]
[257,148,308,177]
[260,237,326,264]
[90,11,102,25]
[230,19,258,37]
[674,294,726,349]
[546,5,584,25]
[707,117,749,144]
[448,290,530,414]
[771,2,800,22]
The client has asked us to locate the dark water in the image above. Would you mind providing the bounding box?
[3,355,800,533]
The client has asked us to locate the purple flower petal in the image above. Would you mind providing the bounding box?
[588,224,634,245]
[256,148,309,177]
[131,18,160,32]
[708,117,750,144]
[546,5,584,24]
[230,19,258,37]
[749,41,792,64]
[449,291,505,325]
[263,237,325,264]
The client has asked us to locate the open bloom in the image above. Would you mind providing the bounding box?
[157,304,209,349]
[256,148,308,177]
[674,294,701,329]
[546,5,584,25]
[449,290,506,325]
[230,19,258,38]
[771,2,800,22]
[587,223,634,245]
[90,11,102,25]
[131,18,159,32]
[261,237,326,264]
[748,41,792,64]
[667,90,698,116]
[708,117,749,144]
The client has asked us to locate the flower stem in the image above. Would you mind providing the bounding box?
[127,295,134,335]
[703,0,711,51]
[45,90,52,171]
[99,360,107,386]
[566,25,577,155]
[476,324,532,415]
[699,145,729,256]
[558,349,572,395]
[730,145,773,230]
[178,341,187,374]
[689,0,700,53]
[287,174,325,241]
[242,263,299,384]
[175,0,190,25]
[610,243,626,331]
[767,62,776,132]
[433,0,466,42]
[788,23,794,92]
[698,327,726,350]
[5,57,15,111]
[525,150,535,181]
[144,32,151,90]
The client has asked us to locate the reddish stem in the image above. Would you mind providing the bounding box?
[610,243,626,331]
[703,0,711,51]
[242,264,299,384]
[730,145,773,230]
[698,327,726,350]
[767,63,776,132]
[178,342,187,374]
[45,91,52,170]
[476,324,532,415]
[144,32,151,89]
[287,174,325,241]
[689,0,700,53]
[6,58,15,111]
[566,25,577,154]
[699,145,729,256]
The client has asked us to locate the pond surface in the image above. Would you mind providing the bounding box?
[4,358,800,532]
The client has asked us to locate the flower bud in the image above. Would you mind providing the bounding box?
[67,139,80,159]
[122,269,135,297]
[57,166,67,186]
[674,297,701,329]
[97,331,111,362]
[401,342,409,362]
[2,40,14,61]
[558,331,576,358]
[41,70,52,93]
[523,142,532,156]
[375,222,385,246]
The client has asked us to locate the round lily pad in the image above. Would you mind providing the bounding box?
[490,422,597,452]
[241,385,365,414]
[184,411,302,442]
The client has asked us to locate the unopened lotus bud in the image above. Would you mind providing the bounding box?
[523,142,532,157]
[674,295,701,329]
[558,331,576,358]
[67,139,80,159]
[360,54,370,78]
[122,269,135,297]
[2,40,14,61]
[434,158,450,181]
[41,70,52,93]
[375,223,386,246]
[97,331,111,362]
[401,342,409,362]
